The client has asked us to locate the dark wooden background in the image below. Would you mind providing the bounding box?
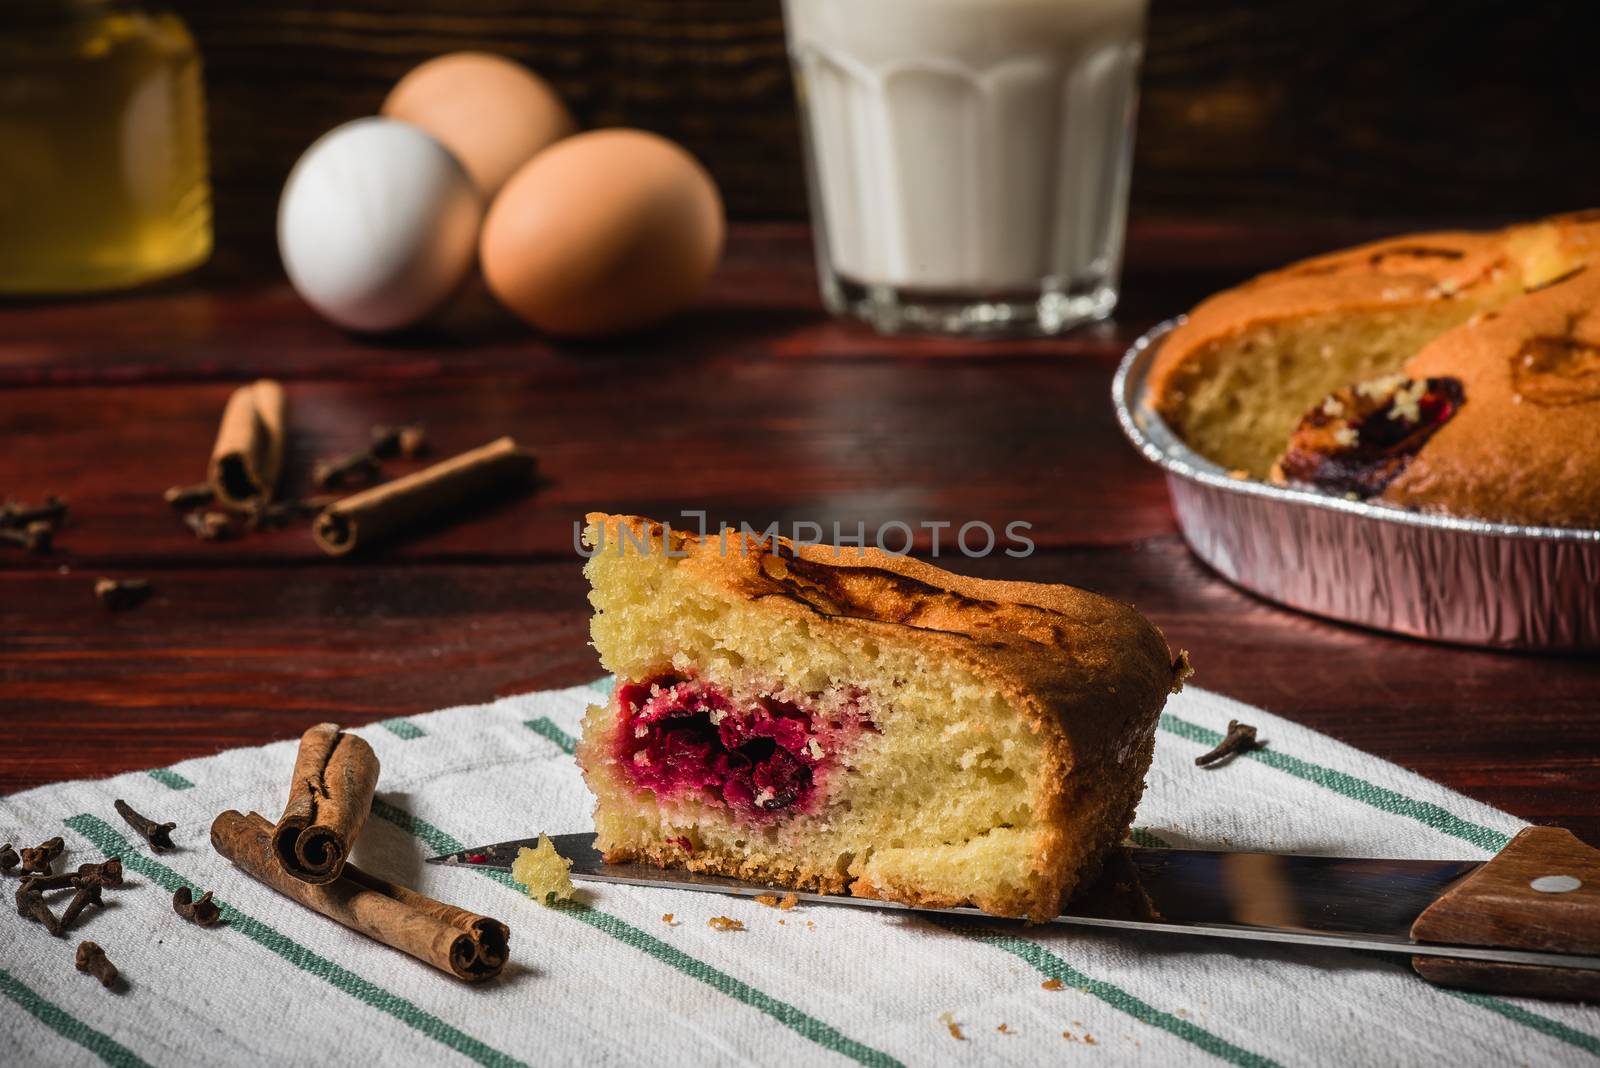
[172,0,1600,252]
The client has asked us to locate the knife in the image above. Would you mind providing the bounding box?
[429,826,1600,1000]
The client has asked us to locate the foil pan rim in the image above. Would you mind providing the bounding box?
[1112,318,1600,544]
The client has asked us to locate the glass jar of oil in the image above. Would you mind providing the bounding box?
[0,1,211,294]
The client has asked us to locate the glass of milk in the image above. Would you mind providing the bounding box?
[783,0,1147,336]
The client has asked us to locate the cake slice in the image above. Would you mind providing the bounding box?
[575,514,1189,921]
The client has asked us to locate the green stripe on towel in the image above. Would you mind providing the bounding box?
[1443,988,1600,1056]
[943,925,1282,1068]
[63,815,530,1068]
[0,967,152,1068]
[145,768,194,791]
[525,717,577,755]
[378,718,427,741]
[368,798,904,1068]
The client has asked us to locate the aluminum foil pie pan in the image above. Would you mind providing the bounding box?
[1113,318,1600,652]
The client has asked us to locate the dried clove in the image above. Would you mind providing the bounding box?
[0,520,53,553]
[172,886,221,927]
[163,483,215,509]
[1193,719,1262,768]
[75,941,118,988]
[183,510,235,542]
[78,858,123,888]
[18,848,52,876]
[16,885,63,936]
[370,424,429,461]
[95,577,152,611]
[25,861,120,893]
[21,871,79,892]
[20,836,64,875]
[0,843,16,872]
[114,800,176,852]
[60,877,104,928]
[314,450,383,491]
[1,496,67,528]
[315,423,428,490]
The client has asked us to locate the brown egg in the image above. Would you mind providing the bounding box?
[481,129,725,337]
[382,52,576,197]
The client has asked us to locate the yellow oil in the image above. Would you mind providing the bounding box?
[0,4,212,294]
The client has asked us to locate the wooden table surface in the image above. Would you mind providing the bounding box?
[3,221,1596,844]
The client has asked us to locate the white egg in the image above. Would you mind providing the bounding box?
[278,117,483,332]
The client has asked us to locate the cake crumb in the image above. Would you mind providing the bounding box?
[778,892,797,910]
[777,919,786,925]
[707,916,745,932]
[1085,1034,1098,1045]
[510,834,575,906]
[939,1012,965,1041]
[1357,372,1408,399]
[755,894,779,908]
[662,913,676,925]
[805,920,815,929]
[1042,978,1064,991]
[1387,378,1427,423]
[997,1023,1013,1035]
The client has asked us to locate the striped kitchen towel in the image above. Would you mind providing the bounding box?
[2,680,1596,1067]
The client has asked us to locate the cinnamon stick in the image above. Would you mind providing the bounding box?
[312,436,535,557]
[211,811,509,981]
[209,379,286,508]
[272,723,380,885]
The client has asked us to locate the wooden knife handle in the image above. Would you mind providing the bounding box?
[1409,826,1600,1000]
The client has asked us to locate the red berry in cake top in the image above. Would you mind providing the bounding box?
[1276,375,1464,498]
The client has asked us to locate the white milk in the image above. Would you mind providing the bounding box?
[784,0,1146,332]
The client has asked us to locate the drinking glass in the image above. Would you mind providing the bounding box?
[783,0,1146,336]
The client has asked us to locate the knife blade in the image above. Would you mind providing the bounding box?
[428,832,1600,973]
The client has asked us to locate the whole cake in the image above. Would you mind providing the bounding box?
[1147,211,1600,528]
[576,514,1189,921]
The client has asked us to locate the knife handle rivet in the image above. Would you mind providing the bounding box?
[1529,875,1582,894]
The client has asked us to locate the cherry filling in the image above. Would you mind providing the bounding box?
[614,676,867,819]
[1278,375,1465,499]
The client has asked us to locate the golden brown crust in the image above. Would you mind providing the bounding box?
[1148,230,1512,420]
[1383,265,1600,527]
[1148,215,1600,528]
[584,513,1182,920]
